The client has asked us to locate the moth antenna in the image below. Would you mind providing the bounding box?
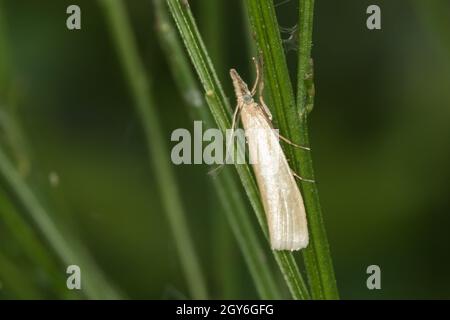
[250,57,260,96]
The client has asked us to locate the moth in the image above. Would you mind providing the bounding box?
[229,58,310,251]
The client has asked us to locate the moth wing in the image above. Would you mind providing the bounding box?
[242,109,309,250]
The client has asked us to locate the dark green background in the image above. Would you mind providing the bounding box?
[0,0,449,299]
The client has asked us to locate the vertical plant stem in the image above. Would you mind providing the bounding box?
[154,0,282,299]
[296,0,339,299]
[166,0,310,299]
[197,0,237,298]
[99,0,208,299]
[245,0,339,299]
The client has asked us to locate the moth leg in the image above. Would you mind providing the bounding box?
[229,102,241,132]
[225,103,245,161]
[208,103,242,176]
[291,169,315,183]
[277,133,310,151]
[259,95,273,121]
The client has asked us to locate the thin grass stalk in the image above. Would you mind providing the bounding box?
[245,0,339,299]
[154,0,282,299]
[197,0,237,298]
[99,0,208,299]
[166,0,310,299]
[296,0,338,299]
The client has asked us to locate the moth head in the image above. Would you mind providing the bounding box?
[230,69,252,102]
[243,94,253,104]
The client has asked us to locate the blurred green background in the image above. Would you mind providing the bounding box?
[0,0,449,299]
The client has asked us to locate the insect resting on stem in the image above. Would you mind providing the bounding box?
[228,57,313,251]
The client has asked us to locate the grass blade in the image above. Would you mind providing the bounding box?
[154,0,282,299]
[297,0,339,299]
[196,2,236,297]
[99,0,208,299]
[166,0,310,299]
[245,0,339,299]
[296,0,339,299]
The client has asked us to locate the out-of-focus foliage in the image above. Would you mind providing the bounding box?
[0,0,449,299]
